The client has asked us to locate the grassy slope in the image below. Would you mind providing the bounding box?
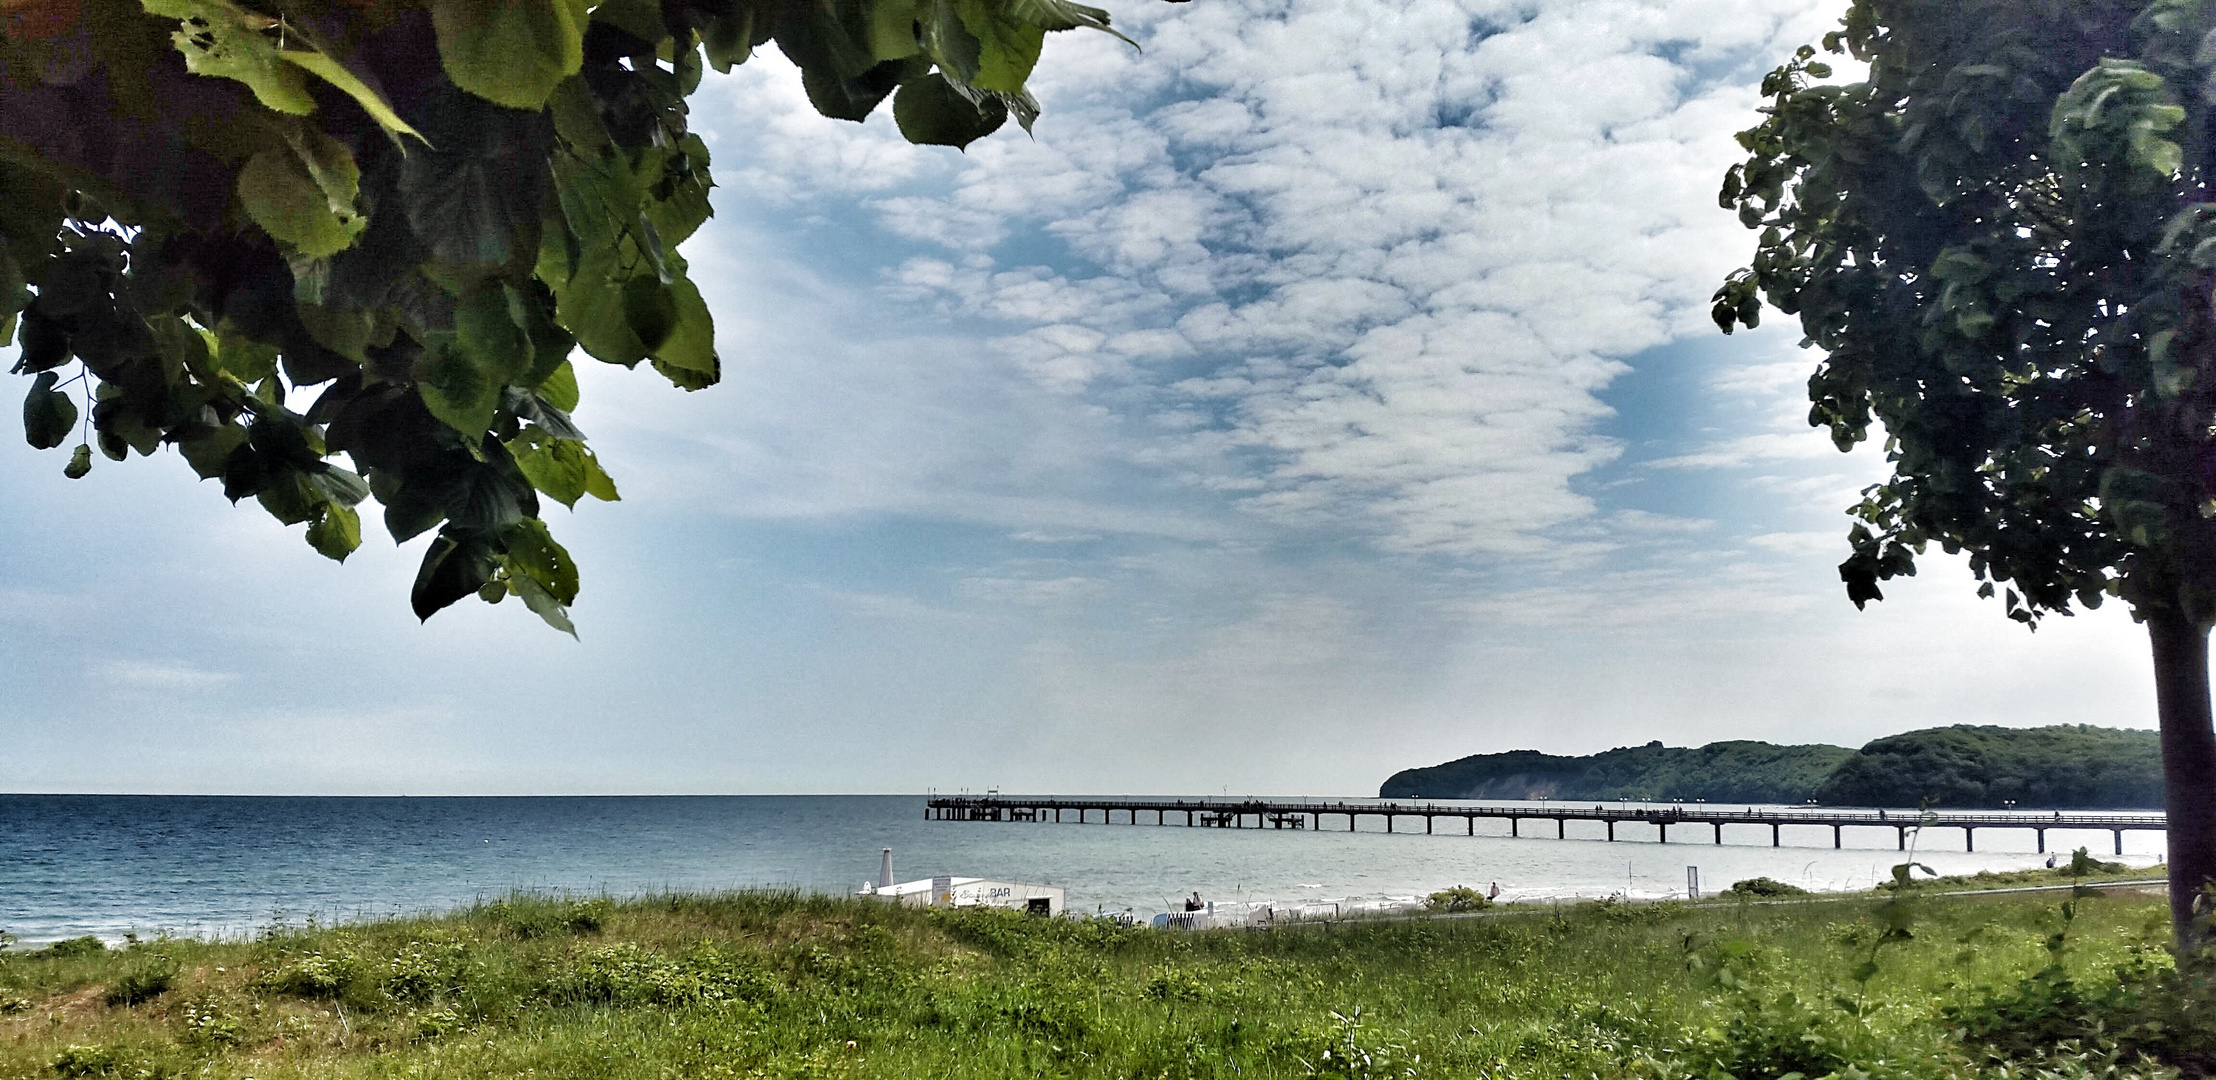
[0,885,2202,1080]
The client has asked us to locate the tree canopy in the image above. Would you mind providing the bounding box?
[1714,0,2216,941]
[1,0,1139,632]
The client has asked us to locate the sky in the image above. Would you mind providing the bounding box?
[0,0,2164,796]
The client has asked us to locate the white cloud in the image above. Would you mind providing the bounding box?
[699,0,1840,559]
[91,660,238,691]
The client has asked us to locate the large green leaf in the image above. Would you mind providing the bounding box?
[431,0,589,110]
[412,528,502,620]
[508,426,589,507]
[306,501,363,561]
[143,0,315,115]
[22,371,77,450]
[237,149,366,258]
[649,275,718,388]
[894,72,1008,148]
[500,517,578,604]
[956,0,1044,93]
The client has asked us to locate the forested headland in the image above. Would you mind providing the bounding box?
[1379,725,2163,809]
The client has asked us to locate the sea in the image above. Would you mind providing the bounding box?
[0,794,2169,944]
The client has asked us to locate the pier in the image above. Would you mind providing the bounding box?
[925,796,2166,854]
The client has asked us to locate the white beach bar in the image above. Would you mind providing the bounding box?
[861,874,1065,916]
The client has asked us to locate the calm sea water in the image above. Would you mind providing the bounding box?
[0,794,2167,943]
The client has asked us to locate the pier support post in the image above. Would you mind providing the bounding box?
[1607,820,1615,841]
[1349,814,1356,832]
[1965,827,1974,853]
[1772,823,1780,847]
[1426,815,1433,834]
[1714,822,1723,844]
[1314,813,1321,830]
[1386,815,1393,833]
[2115,829,2125,855]
[1468,817,1475,836]
[1511,817,1519,837]
[1898,827,1906,851]
[1659,822,1668,843]
[2036,828,2045,853]
[1186,810,1193,826]
[1833,824,1842,849]
[1558,818,1566,839]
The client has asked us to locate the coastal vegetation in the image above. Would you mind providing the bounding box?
[1381,725,2162,809]
[2,884,2209,1080]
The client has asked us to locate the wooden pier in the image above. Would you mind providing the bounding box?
[925,796,2167,854]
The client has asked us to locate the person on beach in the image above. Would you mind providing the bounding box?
[1184,892,1204,912]
[1487,882,1500,900]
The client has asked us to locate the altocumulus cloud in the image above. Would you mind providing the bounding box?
[695,0,1844,561]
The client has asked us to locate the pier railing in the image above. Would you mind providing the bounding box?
[924,796,2166,854]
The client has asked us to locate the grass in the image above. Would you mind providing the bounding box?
[0,885,2208,1080]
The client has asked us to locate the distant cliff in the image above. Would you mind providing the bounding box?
[1380,725,2163,809]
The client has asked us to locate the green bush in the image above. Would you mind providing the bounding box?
[482,896,613,940]
[257,947,375,1002]
[1726,877,1809,898]
[545,942,777,1008]
[42,937,106,959]
[1425,886,1493,913]
[102,956,178,1007]
[49,1043,164,1078]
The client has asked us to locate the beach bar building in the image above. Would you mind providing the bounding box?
[863,874,1065,916]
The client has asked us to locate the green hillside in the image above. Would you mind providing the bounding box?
[1816,724,2162,808]
[1378,739,1853,803]
[1380,725,2162,809]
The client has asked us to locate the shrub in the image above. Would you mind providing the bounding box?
[2066,847,2127,877]
[1425,886,1492,913]
[102,956,178,1007]
[43,937,106,959]
[546,942,777,1008]
[49,1043,163,1079]
[1726,877,1809,898]
[483,896,613,940]
[258,948,373,1001]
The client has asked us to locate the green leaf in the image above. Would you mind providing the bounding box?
[22,371,77,450]
[417,339,502,436]
[1005,0,1133,45]
[957,0,1045,92]
[64,444,93,479]
[511,572,578,637]
[501,517,579,604]
[143,0,316,114]
[432,0,589,110]
[179,424,249,479]
[277,49,428,145]
[894,72,1008,148]
[509,428,590,507]
[650,275,717,380]
[555,258,651,366]
[623,275,678,354]
[307,501,363,561]
[413,528,502,620]
[537,360,580,412]
[582,450,620,501]
[420,284,538,435]
[237,149,366,259]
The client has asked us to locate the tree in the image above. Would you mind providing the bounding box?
[1,0,1137,633]
[1714,0,2216,946]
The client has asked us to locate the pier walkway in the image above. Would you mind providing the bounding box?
[924,796,2166,854]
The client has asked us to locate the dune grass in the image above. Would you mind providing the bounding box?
[0,885,2208,1080]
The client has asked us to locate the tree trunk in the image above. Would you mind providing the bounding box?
[2148,606,2216,951]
